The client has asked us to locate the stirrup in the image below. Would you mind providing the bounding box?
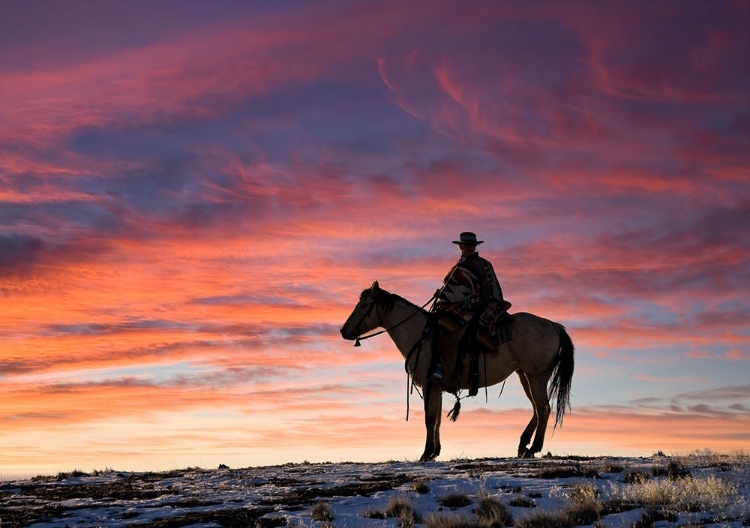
[429,364,443,383]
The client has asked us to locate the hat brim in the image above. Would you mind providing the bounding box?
[452,240,483,245]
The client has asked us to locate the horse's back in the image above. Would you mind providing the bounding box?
[506,312,562,372]
[510,312,559,333]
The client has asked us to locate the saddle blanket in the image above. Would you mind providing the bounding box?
[477,312,513,352]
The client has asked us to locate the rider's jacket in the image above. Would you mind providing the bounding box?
[437,252,503,324]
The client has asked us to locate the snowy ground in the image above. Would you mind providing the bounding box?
[1,453,748,527]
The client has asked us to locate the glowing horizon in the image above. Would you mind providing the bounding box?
[1,0,748,479]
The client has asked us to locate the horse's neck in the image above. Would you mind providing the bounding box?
[381,297,429,359]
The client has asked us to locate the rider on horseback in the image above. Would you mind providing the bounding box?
[430,232,511,388]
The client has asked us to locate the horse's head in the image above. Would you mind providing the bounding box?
[340,281,387,341]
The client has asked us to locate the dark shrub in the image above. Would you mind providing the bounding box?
[439,493,473,508]
[624,470,649,484]
[310,502,333,522]
[508,496,536,508]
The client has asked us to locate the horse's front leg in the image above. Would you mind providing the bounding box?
[420,381,443,461]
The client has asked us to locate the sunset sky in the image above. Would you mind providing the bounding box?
[1,0,749,479]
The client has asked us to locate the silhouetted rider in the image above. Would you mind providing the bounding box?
[430,232,510,387]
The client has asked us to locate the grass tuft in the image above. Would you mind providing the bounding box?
[474,493,513,526]
[55,469,89,481]
[385,496,421,527]
[517,481,602,528]
[423,512,479,528]
[362,508,386,519]
[568,482,598,504]
[310,501,333,522]
[563,497,601,525]
[412,479,430,493]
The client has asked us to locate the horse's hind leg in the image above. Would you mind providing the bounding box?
[516,370,537,458]
[420,382,443,461]
[525,375,552,457]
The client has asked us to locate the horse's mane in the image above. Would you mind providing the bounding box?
[371,288,424,315]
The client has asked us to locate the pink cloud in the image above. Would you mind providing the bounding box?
[725,348,750,360]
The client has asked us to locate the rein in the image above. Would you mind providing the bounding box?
[352,294,436,346]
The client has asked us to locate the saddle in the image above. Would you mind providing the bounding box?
[467,311,513,396]
[434,308,514,397]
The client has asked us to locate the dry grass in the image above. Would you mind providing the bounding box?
[386,496,422,527]
[423,512,481,528]
[412,479,431,493]
[496,465,745,528]
[515,498,601,528]
[534,464,599,479]
[514,511,575,528]
[568,481,598,504]
[361,507,387,519]
[676,448,750,469]
[423,493,512,528]
[362,496,422,526]
[360,455,747,528]
[607,474,738,512]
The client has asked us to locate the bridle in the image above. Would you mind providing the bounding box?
[350,292,437,347]
[350,300,380,346]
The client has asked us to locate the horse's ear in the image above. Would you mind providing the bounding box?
[371,280,379,291]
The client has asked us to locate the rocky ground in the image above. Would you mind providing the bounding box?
[1,452,748,527]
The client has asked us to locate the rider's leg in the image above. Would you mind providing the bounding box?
[433,324,463,389]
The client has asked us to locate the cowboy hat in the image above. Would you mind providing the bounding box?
[452,232,484,245]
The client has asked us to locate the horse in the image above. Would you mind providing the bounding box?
[340,281,574,461]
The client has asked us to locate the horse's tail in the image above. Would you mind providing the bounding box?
[548,323,575,429]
